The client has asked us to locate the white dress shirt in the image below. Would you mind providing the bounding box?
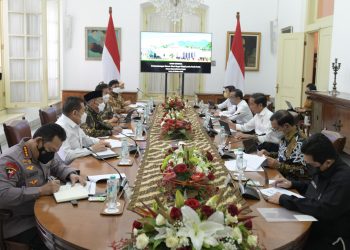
[217,98,236,111]
[56,114,99,164]
[236,107,282,144]
[227,100,253,124]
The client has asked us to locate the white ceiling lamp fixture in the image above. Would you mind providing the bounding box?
[150,0,203,23]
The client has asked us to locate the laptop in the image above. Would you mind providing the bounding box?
[242,138,258,154]
[219,120,232,135]
[285,100,295,111]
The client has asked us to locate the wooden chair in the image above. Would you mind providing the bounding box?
[39,105,57,126]
[3,117,32,148]
[0,210,30,250]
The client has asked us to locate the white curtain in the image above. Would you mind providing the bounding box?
[142,11,172,95]
[47,0,60,100]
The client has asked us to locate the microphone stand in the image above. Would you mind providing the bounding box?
[84,147,128,193]
[118,132,142,157]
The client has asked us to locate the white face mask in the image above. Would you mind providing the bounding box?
[103,94,110,103]
[80,112,87,124]
[113,88,122,94]
[98,102,106,112]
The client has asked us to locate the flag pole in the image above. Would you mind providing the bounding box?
[109,6,112,14]
[236,12,240,20]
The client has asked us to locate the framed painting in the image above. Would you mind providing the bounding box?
[226,32,261,71]
[85,27,121,60]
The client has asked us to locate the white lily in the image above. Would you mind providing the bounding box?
[177,206,224,250]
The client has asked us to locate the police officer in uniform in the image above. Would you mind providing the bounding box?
[0,123,86,249]
[81,90,122,137]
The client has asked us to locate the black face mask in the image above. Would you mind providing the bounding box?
[306,163,320,176]
[37,146,55,164]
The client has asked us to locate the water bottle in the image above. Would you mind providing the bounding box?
[121,138,129,162]
[107,175,119,212]
[143,105,149,123]
[219,126,227,147]
[195,95,198,106]
[135,121,143,139]
[203,112,210,129]
[236,148,244,181]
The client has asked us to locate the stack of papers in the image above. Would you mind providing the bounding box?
[224,153,266,172]
[91,148,118,159]
[54,181,95,203]
[88,173,126,182]
[115,129,135,138]
[260,187,304,198]
[104,139,133,148]
[257,207,317,222]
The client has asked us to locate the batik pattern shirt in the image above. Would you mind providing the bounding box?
[109,92,126,114]
[81,105,112,137]
[272,130,309,180]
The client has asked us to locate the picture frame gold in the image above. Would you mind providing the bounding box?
[85,27,121,60]
[226,32,261,71]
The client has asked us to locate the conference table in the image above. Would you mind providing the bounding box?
[34,108,311,250]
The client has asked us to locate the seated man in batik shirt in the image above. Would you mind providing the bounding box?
[259,110,310,180]
[108,79,131,114]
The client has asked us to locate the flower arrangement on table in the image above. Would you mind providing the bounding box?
[160,111,192,140]
[160,145,217,200]
[112,190,259,250]
[162,96,186,111]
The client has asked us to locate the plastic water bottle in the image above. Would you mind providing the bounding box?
[195,95,198,106]
[107,175,119,212]
[121,138,129,161]
[236,148,244,182]
[203,112,210,129]
[219,126,227,147]
[135,121,143,139]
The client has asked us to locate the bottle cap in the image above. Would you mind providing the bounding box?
[110,175,116,179]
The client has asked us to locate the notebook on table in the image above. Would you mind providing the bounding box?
[53,181,96,203]
[91,148,119,160]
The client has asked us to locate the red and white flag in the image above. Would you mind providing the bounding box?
[102,7,120,83]
[224,12,245,92]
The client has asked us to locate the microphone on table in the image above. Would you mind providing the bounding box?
[118,132,142,156]
[84,146,127,191]
[136,87,145,94]
[123,109,137,123]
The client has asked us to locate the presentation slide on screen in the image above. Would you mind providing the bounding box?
[140,32,212,74]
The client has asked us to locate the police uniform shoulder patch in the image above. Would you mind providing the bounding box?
[5,162,19,179]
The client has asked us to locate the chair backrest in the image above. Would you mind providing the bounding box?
[3,117,32,148]
[39,106,57,126]
[0,209,30,250]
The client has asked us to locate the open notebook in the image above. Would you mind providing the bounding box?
[53,181,96,203]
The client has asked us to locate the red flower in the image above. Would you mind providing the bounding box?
[206,151,214,161]
[244,219,253,230]
[132,220,143,229]
[174,163,188,173]
[201,205,215,218]
[227,204,239,216]
[191,172,205,182]
[207,172,215,181]
[185,198,201,210]
[163,170,176,181]
[170,207,182,220]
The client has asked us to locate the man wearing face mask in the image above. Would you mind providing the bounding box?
[217,85,236,111]
[81,90,122,137]
[95,82,118,123]
[108,79,131,114]
[258,110,309,180]
[56,96,111,164]
[268,133,350,250]
[0,123,85,249]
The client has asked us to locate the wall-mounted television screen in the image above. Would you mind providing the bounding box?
[140,32,212,74]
